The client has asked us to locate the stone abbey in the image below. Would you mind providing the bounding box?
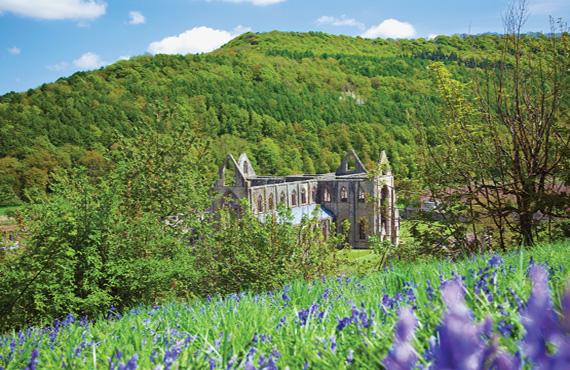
[213,150,399,249]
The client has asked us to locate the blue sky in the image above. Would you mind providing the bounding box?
[1,0,568,94]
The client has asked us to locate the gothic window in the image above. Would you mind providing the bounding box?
[340,186,348,202]
[358,188,366,203]
[380,185,390,238]
[323,187,331,202]
[257,194,264,213]
[301,188,307,204]
[268,193,274,211]
[243,161,248,174]
[311,186,317,203]
[359,219,367,240]
[381,185,389,207]
[280,191,286,205]
[291,190,297,206]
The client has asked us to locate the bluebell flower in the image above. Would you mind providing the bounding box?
[426,279,435,302]
[336,317,352,331]
[498,320,513,337]
[382,308,417,370]
[489,255,503,268]
[330,334,337,353]
[521,264,570,369]
[24,349,39,370]
[226,355,237,370]
[346,349,354,365]
[118,354,138,370]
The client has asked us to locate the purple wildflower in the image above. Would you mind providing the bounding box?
[226,355,237,370]
[346,349,354,365]
[521,264,570,369]
[382,307,417,370]
[433,279,492,369]
[489,255,502,268]
[336,317,352,331]
[426,279,435,302]
[118,354,138,370]
[330,334,337,353]
[24,349,39,370]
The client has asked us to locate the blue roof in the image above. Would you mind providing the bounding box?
[258,204,334,225]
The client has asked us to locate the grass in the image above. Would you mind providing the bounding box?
[1,239,570,369]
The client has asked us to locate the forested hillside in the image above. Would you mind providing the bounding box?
[0,31,551,205]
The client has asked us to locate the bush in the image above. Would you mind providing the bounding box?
[0,126,345,331]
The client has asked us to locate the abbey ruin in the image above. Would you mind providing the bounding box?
[213,150,400,249]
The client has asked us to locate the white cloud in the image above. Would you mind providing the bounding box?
[7,46,20,55]
[117,55,131,61]
[128,10,145,25]
[46,61,69,71]
[208,0,285,6]
[316,15,365,30]
[361,18,416,39]
[148,26,249,55]
[0,0,106,20]
[73,52,105,69]
[428,34,439,40]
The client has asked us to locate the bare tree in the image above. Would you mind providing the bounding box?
[418,0,569,247]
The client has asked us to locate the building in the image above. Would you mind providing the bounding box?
[212,149,399,249]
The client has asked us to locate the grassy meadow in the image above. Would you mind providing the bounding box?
[1,239,569,369]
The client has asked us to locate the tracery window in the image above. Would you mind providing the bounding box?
[268,193,274,211]
[359,219,367,240]
[340,186,348,202]
[358,189,365,203]
[323,187,331,202]
[291,190,297,206]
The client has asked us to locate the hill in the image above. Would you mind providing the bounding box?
[0,31,551,204]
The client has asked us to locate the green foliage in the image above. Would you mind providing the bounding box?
[1,31,532,205]
[0,124,211,330]
[0,124,346,330]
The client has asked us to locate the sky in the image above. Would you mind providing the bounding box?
[0,0,568,94]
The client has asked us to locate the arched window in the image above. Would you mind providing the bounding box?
[268,193,274,211]
[381,185,389,207]
[243,161,248,174]
[380,185,389,238]
[340,186,348,202]
[358,189,366,203]
[280,191,286,205]
[257,194,264,213]
[359,219,367,240]
[301,188,307,204]
[323,187,331,202]
[291,190,297,206]
[311,187,317,203]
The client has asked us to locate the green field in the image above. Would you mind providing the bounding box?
[2,239,569,369]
